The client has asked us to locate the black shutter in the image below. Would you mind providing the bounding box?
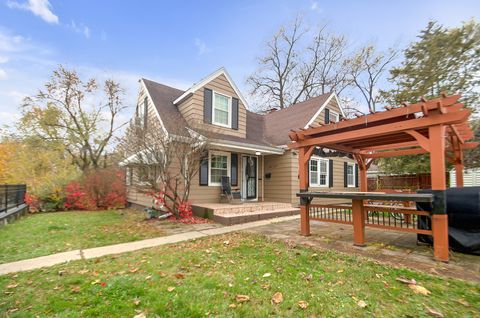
[329,159,334,188]
[231,153,238,186]
[232,97,239,130]
[204,88,213,124]
[143,97,148,130]
[355,164,359,188]
[325,108,330,124]
[199,155,209,186]
[344,161,348,187]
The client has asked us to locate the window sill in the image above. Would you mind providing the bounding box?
[212,121,232,129]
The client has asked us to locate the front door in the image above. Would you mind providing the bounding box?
[242,156,257,200]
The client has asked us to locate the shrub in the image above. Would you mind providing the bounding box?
[82,168,126,209]
[64,182,96,210]
[24,193,41,213]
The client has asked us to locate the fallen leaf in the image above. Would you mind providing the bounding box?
[409,284,431,295]
[425,306,444,318]
[298,300,308,309]
[271,292,283,305]
[6,283,18,289]
[261,284,270,290]
[133,298,141,306]
[228,304,237,309]
[91,279,100,285]
[133,313,146,318]
[175,273,185,279]
[71,286,81,293]
[167,286,175,292]
[455,299,470,307]
[145,275,152,280]
[337,269,344,273]
[129,268,140,273]
[262,273,271,278]
[235,294,250,303]
[357,300,367,308]
[396,277,416,285]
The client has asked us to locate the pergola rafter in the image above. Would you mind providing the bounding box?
[288,94,478,262]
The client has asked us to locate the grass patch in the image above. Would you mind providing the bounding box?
[0,209,168,263]
[0,233,478,317]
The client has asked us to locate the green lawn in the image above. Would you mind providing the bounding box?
[0,210,167,263]
[1,233,478,317]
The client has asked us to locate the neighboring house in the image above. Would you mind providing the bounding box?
[125,67,358,208]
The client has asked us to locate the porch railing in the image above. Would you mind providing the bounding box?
[0,184,27,214]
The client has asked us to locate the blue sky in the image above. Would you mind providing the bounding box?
[0,0,479,128]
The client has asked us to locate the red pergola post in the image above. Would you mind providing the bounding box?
[429,124,449,262]
[298,147,311,236]
[454,140,465,187]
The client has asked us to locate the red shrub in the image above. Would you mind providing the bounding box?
[82,168,127,209]
[64,168,126,211]
[24,192,41,213]
[64,182,96,210]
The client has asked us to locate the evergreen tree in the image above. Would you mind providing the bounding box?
[380,20,480,174]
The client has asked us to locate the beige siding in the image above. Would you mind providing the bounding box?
[263,150,359,205]
[311,96,343,126]
[177,74,247,138]
[264,151,297,203]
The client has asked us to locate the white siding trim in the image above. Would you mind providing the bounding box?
[304,92,346,129]
[173,67,250,110]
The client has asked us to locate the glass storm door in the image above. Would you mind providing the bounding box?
[243,156,257,199]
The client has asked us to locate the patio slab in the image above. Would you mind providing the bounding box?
[244,218,480,282]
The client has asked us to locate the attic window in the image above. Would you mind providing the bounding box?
[329,110,340,123]
[212,92,231,127]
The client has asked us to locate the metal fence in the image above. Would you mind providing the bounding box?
[0,184,27,213]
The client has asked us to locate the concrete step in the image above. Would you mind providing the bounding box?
[213,207,300,226]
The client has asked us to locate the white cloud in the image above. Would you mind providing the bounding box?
[0,56,9,64]
[0,69,7,80]
[7,0,59,24]
[194,38,211,56]
[67,21,91,39]
[310,1,322,12]
[0,31,24,52]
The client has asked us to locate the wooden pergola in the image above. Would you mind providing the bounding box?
[288,94,477,261]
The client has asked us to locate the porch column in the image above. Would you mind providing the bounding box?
[298,147,311,236]
[429,125,449,262]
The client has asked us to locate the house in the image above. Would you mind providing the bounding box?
[125,67,358,210]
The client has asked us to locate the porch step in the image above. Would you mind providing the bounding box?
[212,207,300,226]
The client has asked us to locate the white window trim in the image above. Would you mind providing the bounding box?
[309,156,329,188]
[211,90,232,128]
[329,110,340,123]
[347,162,356,187]
[208,150,231,186]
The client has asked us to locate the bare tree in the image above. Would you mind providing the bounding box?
[118,114,209,217]
[349,45,397,113]
[20,66,127,171]
[247,17,354,110]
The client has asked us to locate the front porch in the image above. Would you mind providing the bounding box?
[191,201,300,225]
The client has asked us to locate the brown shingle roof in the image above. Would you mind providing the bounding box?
[263,93,332,145]
[142,77,332,147]
[142,78,189,136]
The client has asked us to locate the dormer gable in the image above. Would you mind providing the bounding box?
[175,68,247,138]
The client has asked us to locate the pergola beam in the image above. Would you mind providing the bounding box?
[290,96,461,139]
[289,109,470,149]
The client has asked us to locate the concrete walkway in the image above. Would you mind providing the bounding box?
[0,215,299,276]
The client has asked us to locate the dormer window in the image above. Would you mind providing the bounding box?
[212,92,231,127]
[329,110,340,123]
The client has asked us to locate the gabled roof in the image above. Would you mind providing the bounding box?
[141,78,189,136]
[263,93,333,146]
[173,67,250,109]
[141,70,345,148]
